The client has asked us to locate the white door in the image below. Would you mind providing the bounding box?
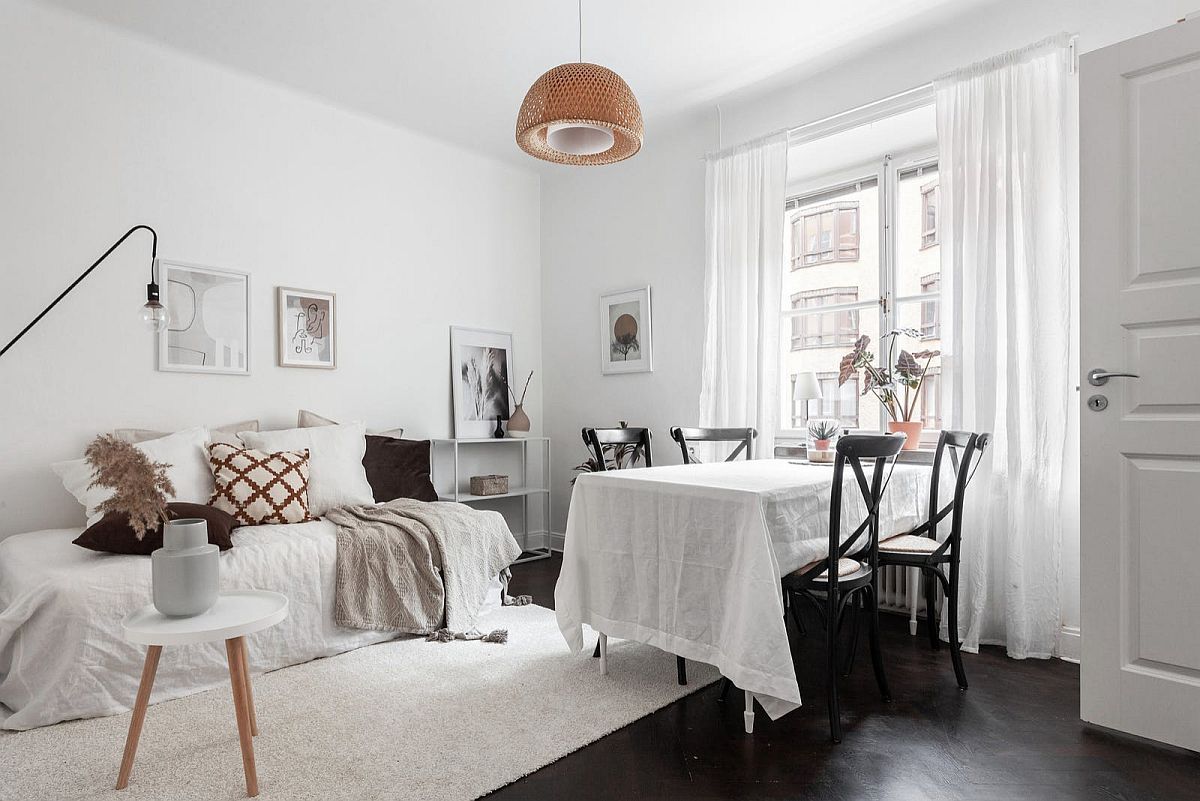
[1080,17,1200,751]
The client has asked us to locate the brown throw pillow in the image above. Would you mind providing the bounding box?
[73,502,238,555]
[363,436,438,503]
[207,443,313,525]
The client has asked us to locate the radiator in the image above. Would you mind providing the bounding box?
[876,564,942,636]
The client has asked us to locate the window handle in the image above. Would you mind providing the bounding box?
[1087,368,1139,387]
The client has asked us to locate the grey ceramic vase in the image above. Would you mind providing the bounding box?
[151,518,219,617]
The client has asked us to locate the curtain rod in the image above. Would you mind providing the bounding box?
[704,33,1078,161]
[703,82,934,161]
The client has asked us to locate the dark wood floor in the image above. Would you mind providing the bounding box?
[490,553,1200,801]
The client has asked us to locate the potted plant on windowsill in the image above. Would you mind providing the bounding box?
[805,419,840,464]
[838,330,939,451]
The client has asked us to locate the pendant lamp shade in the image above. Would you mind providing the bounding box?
[516,62,643,166]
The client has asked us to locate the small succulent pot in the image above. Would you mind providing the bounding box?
[151,518,219,617]
[806,419,841,464]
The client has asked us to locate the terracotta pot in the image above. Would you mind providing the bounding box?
[888,420,924,450]
[813,438,831,451]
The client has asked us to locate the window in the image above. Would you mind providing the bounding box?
[920,273,940,339]
[921,182,938,249]
[780,147,949,442]
[792,372,859,429]
[791,202,859,268]
[919,368,941,430]
[791,287,859,350]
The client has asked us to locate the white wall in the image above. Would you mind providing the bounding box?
[0,0,542,540]
[541,0,1196,635]
[541,121,711,548]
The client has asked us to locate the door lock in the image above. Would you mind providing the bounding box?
[1087,394,1109,412]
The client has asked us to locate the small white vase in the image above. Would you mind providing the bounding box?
[151,518,219,617]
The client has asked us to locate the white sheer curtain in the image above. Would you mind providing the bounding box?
[699,134,789,458]
[937,35,1074,658]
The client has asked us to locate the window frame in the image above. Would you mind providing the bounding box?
[920,181,939,250]
[791,371,860,430]
[789,202,861,269]
[790,286,860,350]
[778,149,945,446]
[919,272,940,340]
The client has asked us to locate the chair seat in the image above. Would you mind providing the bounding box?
[879,533,940,554]
[788,557,866,581]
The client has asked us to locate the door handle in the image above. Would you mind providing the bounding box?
[1087,368,1140,387]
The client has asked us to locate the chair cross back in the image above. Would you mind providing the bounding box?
[581,427,653,471]
[908,430,990,559]
[669,427,756,464]
[794,434,905,587]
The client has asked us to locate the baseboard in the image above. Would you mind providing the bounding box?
[1058,625,1081,663]
[549,531,566,552]
[514,529,553,553]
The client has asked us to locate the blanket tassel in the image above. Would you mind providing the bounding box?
[425,627,509,644]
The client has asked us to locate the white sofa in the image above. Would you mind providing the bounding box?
[0,520,503,730]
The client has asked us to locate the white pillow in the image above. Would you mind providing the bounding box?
[239,422,372,516]
[297,409,403,439]
[52,426,213,527]
[115,419,260,447]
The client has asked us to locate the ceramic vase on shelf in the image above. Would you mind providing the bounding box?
[888,420,924,451]
[151,518,219,617]
[507,404,531,438]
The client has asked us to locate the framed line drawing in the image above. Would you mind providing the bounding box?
[278,287,336,369]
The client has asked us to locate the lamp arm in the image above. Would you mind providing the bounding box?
[0,225,159,360]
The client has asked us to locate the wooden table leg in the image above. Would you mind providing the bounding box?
[240,639,259,736]
[226,637,259,797]
[116,645,162,790]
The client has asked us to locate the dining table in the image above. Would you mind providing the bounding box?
[554,458,929,731]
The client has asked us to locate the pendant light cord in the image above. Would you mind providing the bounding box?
[578,0,583,62]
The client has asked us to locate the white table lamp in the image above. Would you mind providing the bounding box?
[793,372,822,420]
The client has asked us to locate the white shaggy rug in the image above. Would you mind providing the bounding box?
[0,605,718,801]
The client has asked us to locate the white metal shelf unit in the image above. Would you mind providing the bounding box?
[429,438,552,564]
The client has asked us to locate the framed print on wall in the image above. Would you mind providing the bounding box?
[158,260,250,375]
[277,287,336,369]
[450,326,514,439]
[600,285,653,374]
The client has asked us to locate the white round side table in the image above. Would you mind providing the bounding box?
[116,590,288,798]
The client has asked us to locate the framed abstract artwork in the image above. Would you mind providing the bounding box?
[450,326,514,438]
[157,260,250,375]
[277,287,336,369]
[600,285,653,374]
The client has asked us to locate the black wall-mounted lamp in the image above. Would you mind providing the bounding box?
[0,224,165,360]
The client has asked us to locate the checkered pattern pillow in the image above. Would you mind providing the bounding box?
[207,443,313,525]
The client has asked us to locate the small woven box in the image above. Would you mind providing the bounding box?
[469,474,509,496]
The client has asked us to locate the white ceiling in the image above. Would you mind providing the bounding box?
[41,0,990,168]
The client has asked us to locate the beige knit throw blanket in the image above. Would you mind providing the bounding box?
[325,499,522,636]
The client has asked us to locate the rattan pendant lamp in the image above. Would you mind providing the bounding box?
[516,0,643,165]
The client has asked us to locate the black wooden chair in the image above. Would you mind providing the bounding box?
[669,426,756,464]
[581,426,653,470]
[877,429,989,690]
[782,433,905,743]
[580,426,688,685]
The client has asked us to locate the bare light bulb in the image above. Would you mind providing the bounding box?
[141,301,168,332]
[141,281,168,332]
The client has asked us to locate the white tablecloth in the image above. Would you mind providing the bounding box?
[554,459,927,719]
